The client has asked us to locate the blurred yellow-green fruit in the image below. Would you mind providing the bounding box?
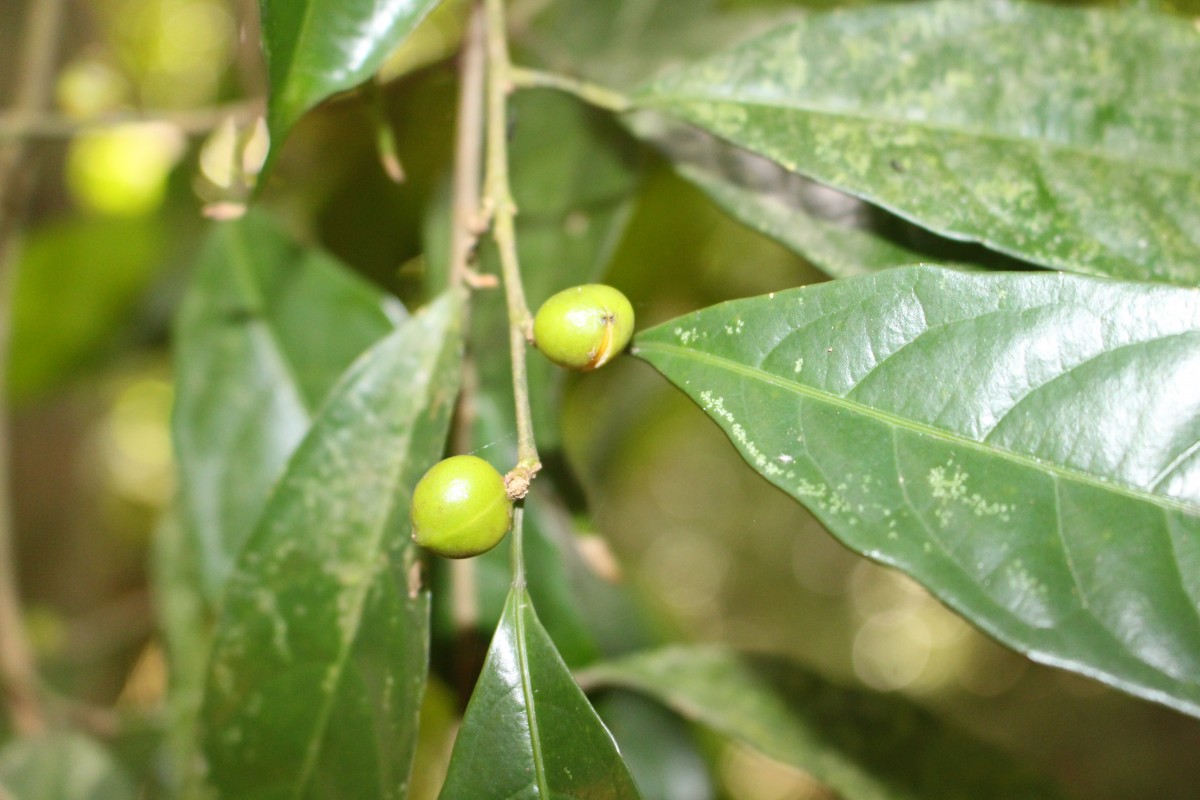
[411,455,513,558]
[533,284,634,371]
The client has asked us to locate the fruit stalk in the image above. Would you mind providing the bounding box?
[507,67,630,113]
[484,0,540,489]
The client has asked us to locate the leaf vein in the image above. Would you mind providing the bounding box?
[639,340,1198,515]
[640,94,1196,178]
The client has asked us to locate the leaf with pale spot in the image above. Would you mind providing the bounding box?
[201,292,462,800]
[635,266,1200,718]
[634,0,1200,285]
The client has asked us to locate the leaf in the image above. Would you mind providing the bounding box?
[523,0,793,90]
[633,1,1200,285]
[595,691,717,800]
[7,216,166,403]
[173,209,402,604]
[583,646,1068,800]
[0,732,136,800]
[150,512,213,798]
[438,584,641,799]
[627,111,933,279]
[634,265,1200,717]
[429,486,604,670]
[200,292,463,800]
[260,0,443,152]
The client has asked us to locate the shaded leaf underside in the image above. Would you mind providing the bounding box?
[634,0,1200,285]
[585,646,1068,800]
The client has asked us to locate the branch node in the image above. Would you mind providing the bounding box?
[504,461,542,501]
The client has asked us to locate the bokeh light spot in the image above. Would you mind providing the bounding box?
[67,122,184,216]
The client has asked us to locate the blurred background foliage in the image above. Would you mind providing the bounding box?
[2,0,1200,797]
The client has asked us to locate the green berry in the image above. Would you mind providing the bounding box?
[533,284,634,371]
[411,455,513,559]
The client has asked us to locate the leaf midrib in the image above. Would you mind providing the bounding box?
[636,93,1196,179]
[227,225,316,415]
[276,0,322,111]
[512,586,552,798]
[634,339,1200,515]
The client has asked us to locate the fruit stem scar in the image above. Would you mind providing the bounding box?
[586,317,615,370]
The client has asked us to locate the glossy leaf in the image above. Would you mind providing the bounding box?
[634,1,1200,285]
[628,112,930,279]
[260,0,442,150]
[201,292,463,800]
[0,733,136,800]
[584,646,1067,800]
[439,584,641,799]
[635,266,1200,717]
[173,210,402,603]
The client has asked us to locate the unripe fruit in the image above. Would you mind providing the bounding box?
[533,284,634,371]
[411,455,513,558]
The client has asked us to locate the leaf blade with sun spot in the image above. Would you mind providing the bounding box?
[201,292,462,800]
[173,210,403,606]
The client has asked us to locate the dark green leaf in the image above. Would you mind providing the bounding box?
[584,646,1067,800]
[0,733,136,800]
[628,112,931,278]
[201,292,463,800]
[634,1,1200,285]
[635,266,1200,717]
[596,691,717,800]
[173,209,400,603]
[439,584,641,799]
[8,217,165,403]
[260,0,443,151]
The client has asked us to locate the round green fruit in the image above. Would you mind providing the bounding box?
[410,455,513,558]
[533,284,634,371]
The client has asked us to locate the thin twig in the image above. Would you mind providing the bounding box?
[507,66,630,113]
[484,0,541,499]
[450,3,489,290]
[363,78,404,183]
[0,100,264,141]
[446,3,491,665]
[0,0,71,737]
